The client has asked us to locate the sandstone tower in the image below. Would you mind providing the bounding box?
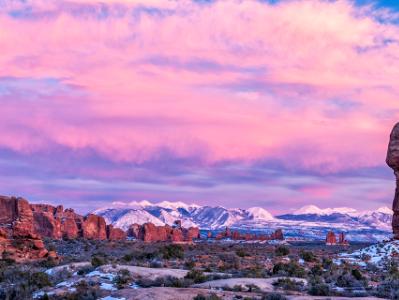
[387,123,399,239]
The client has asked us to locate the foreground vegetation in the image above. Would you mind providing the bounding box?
[0,239,397,299]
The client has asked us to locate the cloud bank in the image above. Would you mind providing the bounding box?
[0,0,398,212]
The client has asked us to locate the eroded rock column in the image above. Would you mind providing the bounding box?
[387,123,399,239]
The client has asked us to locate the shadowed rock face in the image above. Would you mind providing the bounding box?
[387,123,399,239]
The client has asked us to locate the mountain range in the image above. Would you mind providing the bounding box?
[93,201,393,242]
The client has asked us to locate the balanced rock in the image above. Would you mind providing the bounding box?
[387,122,399,239]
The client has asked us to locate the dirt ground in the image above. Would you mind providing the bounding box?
[193,276,307,292]
[113,287,386,300]
[115,287,262,300]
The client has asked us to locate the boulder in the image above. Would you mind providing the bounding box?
[387,122,399,239]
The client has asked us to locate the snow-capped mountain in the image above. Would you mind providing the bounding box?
[93,201,393,242]
[247,207,274,220]
[292,205,357,216]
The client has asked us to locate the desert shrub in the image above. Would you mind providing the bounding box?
[64,280,102,300]
[122,253,133,262]
[185,269,207,283]
[149,260,163,268]
[262,293,287,300]
[233,284,243,291]
[336,272,365,288]
[77,265,95,276]
[245,283,261,292]
[272,278,305,291]
[351,269,363,281]
[275,246,290,257]
[322,257,333,269]
[185,259,195,269]
[310,264,323,276]
[91,256,105,267]
[300,251,316,262]
[136,276,190,288]
[193,293,221,300]
[161,244,184,259]
[272,262,306,278]
[31,272,52,289]
[236,249,248,257]
[374,279,399,299]
[114,269,131,288]
[308,283,330,296]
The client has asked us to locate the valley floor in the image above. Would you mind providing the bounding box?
[0,239,397,299]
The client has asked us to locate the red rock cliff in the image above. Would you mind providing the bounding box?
[387,123,399,239]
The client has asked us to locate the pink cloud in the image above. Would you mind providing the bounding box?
[0,0,398,173]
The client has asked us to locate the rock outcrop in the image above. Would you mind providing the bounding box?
[106,225,127,241]
[387,122,399,239]
[82,214,107,240]
[326,231,337,245]
[127,222,200,243]
[326,231,349,246]
[215,227,284,241]
[0,196,50,262]
[0,195,128,261]
[127,223,141,239]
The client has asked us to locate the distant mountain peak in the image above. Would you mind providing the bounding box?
[247,207,274,220]
[376,206,393,215]
[293,205,357,216]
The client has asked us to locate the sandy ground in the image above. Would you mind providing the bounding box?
[100,264,191,280]
[288,297,384,300]
[193,277,307,292]
[113,287,386,300]
[99,264,226,280]
[115,287,261,300]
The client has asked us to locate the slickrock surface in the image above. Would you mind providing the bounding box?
[387,122,399,239]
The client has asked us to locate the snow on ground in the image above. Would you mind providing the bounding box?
[86,270,116,280]
[193,277,307,292]
[100,297,126,300]
[100,282,117,291]
[45,262,91,275]
[337,240,399,267]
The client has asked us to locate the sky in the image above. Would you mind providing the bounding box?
[1,0,399,214]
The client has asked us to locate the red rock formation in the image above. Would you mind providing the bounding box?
[127,223,141,239]
[338,232,349,246]
[272,229,284,240]
[107,225,127,241]
[130,222,199,243]
[215,228,284,241]
[59,209,82,239]
[0,196,50,262]
[387,122,399,239]
[184,227,200,241]
[326,231,337,245]
[0,195,127,261]
[171,228,184,242]
[82,214,107,240]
